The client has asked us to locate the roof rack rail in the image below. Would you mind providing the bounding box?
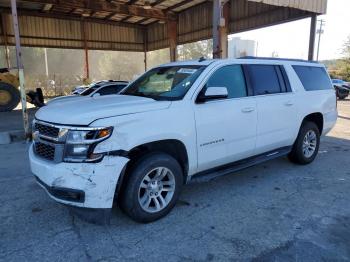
[198,57,206,62]
[238,56,319,63]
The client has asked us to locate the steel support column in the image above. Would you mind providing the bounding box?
[213,0,230,59]
[167,19,177,62]
[308,14,317,61]
[10,0,30,139]
[143,28,148,71]
[81,20,90,80]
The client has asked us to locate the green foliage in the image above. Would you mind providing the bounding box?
[342,35,350,60]
[147,48,170,69]
[89,50,144,81]
[326,35,350,81]
[0,40,213,97]
[177,40,213,60]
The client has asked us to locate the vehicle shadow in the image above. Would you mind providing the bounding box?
[110,134,350,224]
[104,135,350,260]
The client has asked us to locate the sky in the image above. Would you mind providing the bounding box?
[229,0,350,60]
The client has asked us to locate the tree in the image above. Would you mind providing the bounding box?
[147,48,170,69]
[177,40,213,60]
[326,36,350,81]
[342,35,350,60]
[338,35,350,81]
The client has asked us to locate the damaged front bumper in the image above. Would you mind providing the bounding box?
[29,144,129,210]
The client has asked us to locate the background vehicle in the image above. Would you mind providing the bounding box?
[71,85,87,95]
[46,80,128,105]
[332,79,350,99]
[30,58,337,224]
[0,68,44,111]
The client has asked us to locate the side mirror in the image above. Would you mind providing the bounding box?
[197,86,228,103]
[92,93,101,98]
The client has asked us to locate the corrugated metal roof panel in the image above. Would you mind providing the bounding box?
[147,0,317,51]
[147,22,169,51]
[0,0,328,52]
[1,13,144,51]
[247,0,327,14]
[177,2,212,45]
[229,0,310,33]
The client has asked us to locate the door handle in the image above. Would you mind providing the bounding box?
[241,107,255,113]
[284,101,294,106]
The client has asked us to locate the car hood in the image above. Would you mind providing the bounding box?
[35,95,171,125]
[46,95,85,105]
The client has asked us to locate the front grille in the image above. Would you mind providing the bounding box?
[34,142,55,161]
[35,122,59,138]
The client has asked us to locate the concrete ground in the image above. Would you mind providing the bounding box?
[0,100,350,262]
[0,108,37,133]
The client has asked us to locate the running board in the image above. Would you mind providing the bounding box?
[188,146,292,184]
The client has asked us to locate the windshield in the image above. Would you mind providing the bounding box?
[121,65,206,100]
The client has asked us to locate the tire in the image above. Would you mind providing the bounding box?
[119,152,183,223]
[0,82,20,112]
[336,89,349,100]
[288,121,320,165]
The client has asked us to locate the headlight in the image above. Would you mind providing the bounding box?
[64,127,113,163]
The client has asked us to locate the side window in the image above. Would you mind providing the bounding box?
[206,65,247,99]
[293,66,333,91]
[97,85,125,96]
[246,65,283,95]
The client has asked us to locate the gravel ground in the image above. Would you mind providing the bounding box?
[0,100,349,262]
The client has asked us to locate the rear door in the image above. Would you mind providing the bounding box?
[194,64,257,172]
[245,64,297,154]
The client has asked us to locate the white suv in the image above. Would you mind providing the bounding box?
[29,58,337,223]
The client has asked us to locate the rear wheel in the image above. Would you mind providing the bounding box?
[120,152,183,223]
[0,82,20,112]
[288,122,320,165]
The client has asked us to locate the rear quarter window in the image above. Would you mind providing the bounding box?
[293,65,333,91]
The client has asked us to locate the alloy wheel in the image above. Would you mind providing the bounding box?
[138,167,176,213]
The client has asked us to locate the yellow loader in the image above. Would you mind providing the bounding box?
[0,68,44,112]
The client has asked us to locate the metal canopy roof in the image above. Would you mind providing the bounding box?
[0,0,327,52]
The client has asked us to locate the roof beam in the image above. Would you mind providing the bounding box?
[42,3,53,12]
[105,12,117,19]
[165,0,192,11]
[138,17,150,24]
[120,15,131,22]
[151,0,168,7]
[0,7,146,29]
[20,0,177,20]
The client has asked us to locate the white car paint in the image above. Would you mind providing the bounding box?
[36,95,171,125]
[29,58,337,211]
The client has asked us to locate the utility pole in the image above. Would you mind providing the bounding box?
[316,19,325,61]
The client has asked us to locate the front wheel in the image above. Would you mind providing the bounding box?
[120,152,183,223]
[288,122,320,165]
